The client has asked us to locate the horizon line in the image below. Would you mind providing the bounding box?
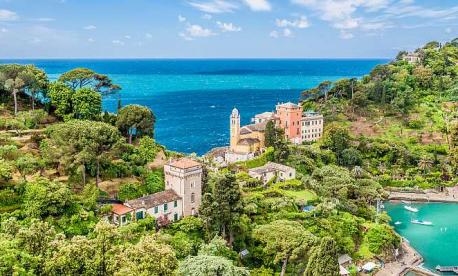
[0,57,393,61]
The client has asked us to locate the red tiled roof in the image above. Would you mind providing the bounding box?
[112,204,133,215]
[126,189,182,209]
[169,158,201,169]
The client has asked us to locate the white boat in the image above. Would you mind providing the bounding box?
[411,220,433,226]
[394,221,402,225]
[404,205,419,212]
[401,200,411,204]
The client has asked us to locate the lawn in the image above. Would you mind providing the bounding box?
[282,189,317,203]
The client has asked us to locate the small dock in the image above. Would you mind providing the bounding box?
[436,266,458,274]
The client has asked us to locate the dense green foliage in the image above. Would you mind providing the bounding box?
[0,39,457,275]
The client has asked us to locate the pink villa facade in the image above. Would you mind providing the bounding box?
[275,102,303,144]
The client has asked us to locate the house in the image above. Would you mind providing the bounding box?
[109,157,203,226]
[110,203,134,226]
[248,162,296,184]
[339,265,350,276]
[338,254,353,267]
[301,111,324,142]
[252,112,276,124]
[403,52,421,64]
[125,190,182,222]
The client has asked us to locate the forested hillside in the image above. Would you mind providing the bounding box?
[0,38,457,276]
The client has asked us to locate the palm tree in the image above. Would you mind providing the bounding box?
[418,156,433,175]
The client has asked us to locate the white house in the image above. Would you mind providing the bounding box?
[109,158,203,226]
[301,111,324,143]
[248,162,296,184]
[125,190,183,222]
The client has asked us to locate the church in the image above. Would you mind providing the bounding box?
[225,108,267,162]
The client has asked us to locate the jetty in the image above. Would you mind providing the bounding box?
[436,266,458,274]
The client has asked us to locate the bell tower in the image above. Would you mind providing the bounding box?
[230,108,240,152]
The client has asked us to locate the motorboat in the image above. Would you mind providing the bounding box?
[394,221,402,225]
[404,205,419,212]
[411,220,433,226]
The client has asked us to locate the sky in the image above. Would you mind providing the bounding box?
[0,0,458,59]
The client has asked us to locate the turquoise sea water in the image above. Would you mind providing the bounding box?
[1,59,386,154]
[385,202,458,273]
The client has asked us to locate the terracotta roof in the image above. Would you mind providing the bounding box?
[240,122,267,134]
[112,204,133,215]
[126,189,181,210]
[237,138,260,145]
[168,158,201,169]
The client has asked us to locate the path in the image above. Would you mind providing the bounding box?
[388,186,458,203]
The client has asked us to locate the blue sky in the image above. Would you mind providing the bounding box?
[0,0,457,58]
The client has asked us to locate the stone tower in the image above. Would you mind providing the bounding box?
[230,108,240,152]
[164,158,203,217]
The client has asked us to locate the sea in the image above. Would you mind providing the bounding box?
[385,202,458,274]
[1,59,387,155]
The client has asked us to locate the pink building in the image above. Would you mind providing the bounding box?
[275,102,302,144]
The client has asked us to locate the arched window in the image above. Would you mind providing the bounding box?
[191,193,195,203]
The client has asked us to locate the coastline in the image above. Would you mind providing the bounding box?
[384,188,458,276]
[388,187,458,204]
[376,239,438,276]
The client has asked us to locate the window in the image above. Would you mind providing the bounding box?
[136,211,144,220]
[154,206,158,214]
[191,193,195,203]
[174,200,178,207]
[174,213,178,221]
[122,216,126,224]
[164,203,168,212]
[191,181,195,188]
[191,208,196,216]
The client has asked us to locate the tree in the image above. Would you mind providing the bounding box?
[0,64,26,116]
[18,65,48,110]
[44,120,122,186]
[58,68,97,90]
[366,224,400,256]
[178,255,248,276]
[264,120,276,148]
[113,235,178,276]
[254,220,315,276]
[23,178,72,218]
[198,236,237,260]
[199,173,243,246]
[44,236,98,276]
[91,221,120,276]
[304,237,339,276]
[321,123,351,160]
[72,87,102,120]
[48,82,74,120]
[318,81,332,101]
[116,105,156,144]
[4,77,25,116]
[340,148,362,167]
[15,154,43,181]
[0,159,14,183]
[418,156,433,175]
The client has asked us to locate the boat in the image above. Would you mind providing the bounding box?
[411,219,433,226]
[401,200,411,204]
[404,205,419,212]
[394,221,402,225]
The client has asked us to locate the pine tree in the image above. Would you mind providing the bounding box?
[304,237,339,276]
